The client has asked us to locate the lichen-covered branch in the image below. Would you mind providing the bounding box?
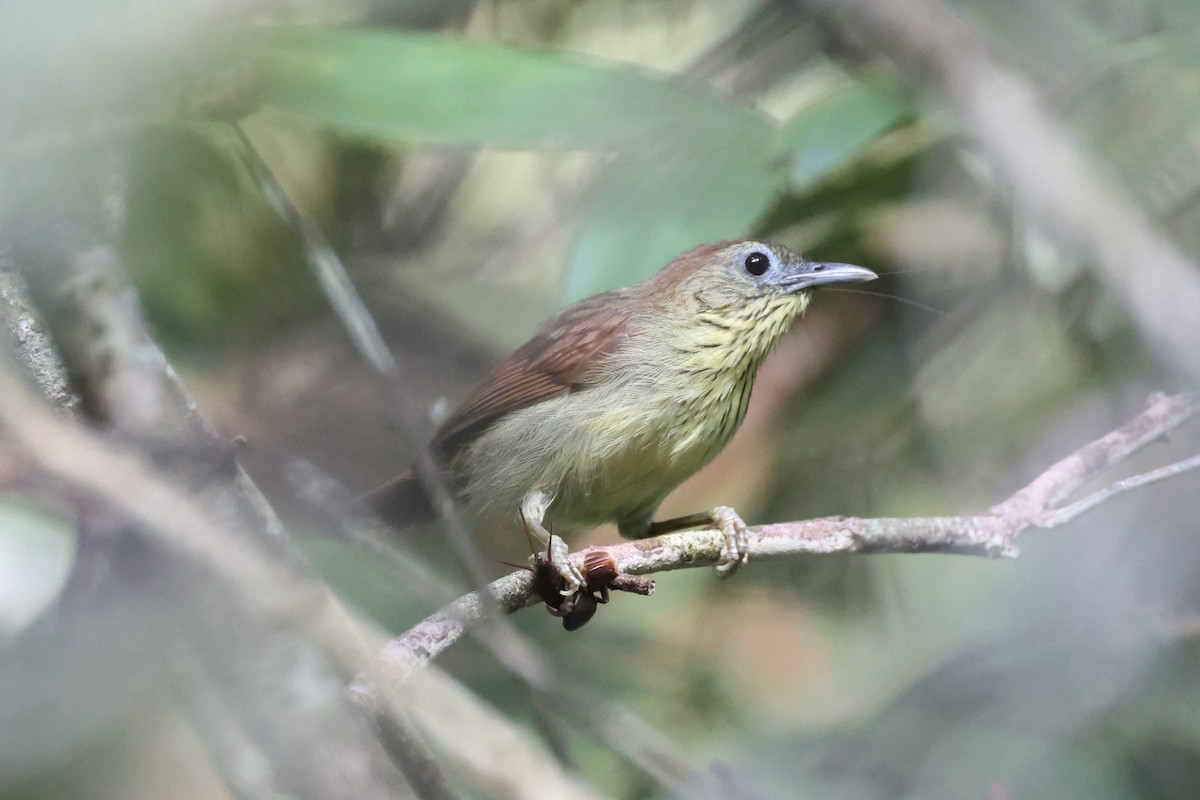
[387,392,1200,668]
[0,267,79,413]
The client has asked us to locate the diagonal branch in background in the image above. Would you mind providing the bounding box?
[387,391,1200,668]
[231,119,585,762]
[0,348,608,800]
[1,162,438,797]
[802,0,1200,385]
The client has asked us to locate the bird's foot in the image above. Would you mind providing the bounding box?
[547,535,587,597]
[711,505,749,578]
[519,491,585,596]
[534,548,623,631]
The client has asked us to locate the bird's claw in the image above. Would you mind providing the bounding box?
[519,493,586,596]
[548,535,587,597]
[711,505,749,578]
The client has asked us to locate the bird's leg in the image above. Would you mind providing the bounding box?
[520,490,585,596]
[709,505,749,577]
[649,506,750,578]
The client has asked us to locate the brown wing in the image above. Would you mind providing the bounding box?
[431,286,638,461]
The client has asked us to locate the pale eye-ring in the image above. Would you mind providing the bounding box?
[744,251,770,276]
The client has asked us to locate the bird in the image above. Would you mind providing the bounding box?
[368,240,876,615]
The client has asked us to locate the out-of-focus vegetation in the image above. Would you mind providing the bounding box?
[3,1,1200,799]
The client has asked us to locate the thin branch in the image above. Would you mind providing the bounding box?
[370,701,464,800]
[990,392,1199,520]
[43,243,214,439]
[232,124,429,486]
[387,391,1200,667]
[233,122,516,614]
[1033,452,1200,528]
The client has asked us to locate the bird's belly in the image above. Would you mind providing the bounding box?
[458,370,753,533]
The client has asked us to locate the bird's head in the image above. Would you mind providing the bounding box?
[652,240,878,317]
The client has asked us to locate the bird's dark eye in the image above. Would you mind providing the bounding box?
[744,251,770,276]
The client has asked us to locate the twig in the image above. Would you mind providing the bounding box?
[233,122,517,616]
[232,124,451,522]
[990,392,1198,520]
[369,699,464,800]
[1032,453,1200,528]
[387,391,1199,667]
[804,0,1200,384]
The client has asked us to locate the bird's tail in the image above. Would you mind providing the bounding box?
[362,469,436,528]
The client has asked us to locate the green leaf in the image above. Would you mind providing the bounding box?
[560,77,910,301]
[778,79,913,191]
[246,27,767,150]
[562,130,780,301]
[243,28,903,305]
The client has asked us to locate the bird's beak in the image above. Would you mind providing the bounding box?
[778,262,878,293]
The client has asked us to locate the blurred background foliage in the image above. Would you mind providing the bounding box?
[3,0,1200,798]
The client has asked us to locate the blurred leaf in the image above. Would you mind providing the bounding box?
[246,27,766,150]
[1127,737,1200,800]
[0,499,73,642]
[562,132,780,300]
[0,1,246,158]
[299,539,428,632]
[910,297,1088,459]
[778,78,914,192]
[737,632,1153,799]
[1081,37,1200,256]
[243,28,913,304]
[564,77,912,300]
[387,264,558,354]
[1109,643,1200,755]
[961,0,1113,91]
[1084,38,1200,214]
[122,125,318,349]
